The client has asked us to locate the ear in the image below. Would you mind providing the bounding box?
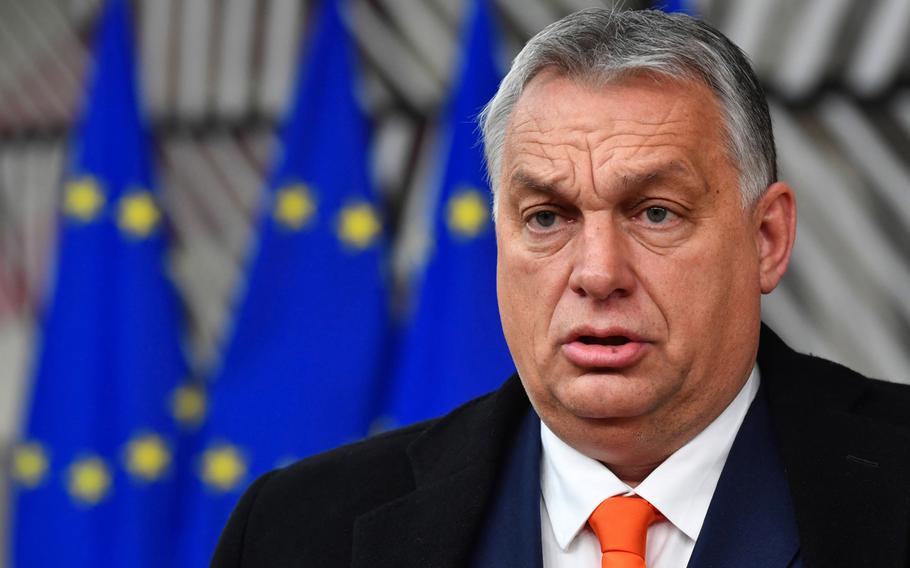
[753,181,796,294]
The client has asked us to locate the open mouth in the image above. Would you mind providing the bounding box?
[563,332,647,368]
[578,335,631,346]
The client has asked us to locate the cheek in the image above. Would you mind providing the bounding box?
[640,227,760,353]
[496,236,570,365]
[496,234,530,354]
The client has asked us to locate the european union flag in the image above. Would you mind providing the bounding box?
[174,0,389,564]
[9,0,189,566]
[383,0,513,426]
[658,1,697,15]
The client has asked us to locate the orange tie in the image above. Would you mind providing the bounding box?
[587,495,664,568]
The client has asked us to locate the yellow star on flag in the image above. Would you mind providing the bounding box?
[274,185,316,230]
[63,177,105,222]
[11,442,49,488]
[66,456,112,506]
[446,188,490,238]
[200,444,247,492]
[124,433,171,482]
[118,191,161,238]
[337,202,381,250]
[170,383,207,429]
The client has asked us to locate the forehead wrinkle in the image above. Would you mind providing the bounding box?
[512,125,600,155]
[584,132,598,204]
[583,124,692,155]
[584,104,700,164]
[609,117,690,127]
[590,142,697,172]
[510,130,590,192]
[509,114,545,135]
[511,138,578,181]
[590,118,691,140]
[651,93,696,129]
[514,116,690,145]
[594,157,709,197]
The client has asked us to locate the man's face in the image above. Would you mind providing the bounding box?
[495,71,773,469]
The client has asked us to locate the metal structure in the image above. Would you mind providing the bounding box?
[1,0,909,558]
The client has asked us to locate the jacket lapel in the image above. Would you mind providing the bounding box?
[351,376,531,568]
[687,384,800,568]
[760,326,910,567]
[468,409,543,568]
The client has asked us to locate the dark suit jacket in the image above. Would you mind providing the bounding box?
[211,326,910,567]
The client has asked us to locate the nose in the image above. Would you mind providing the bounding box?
[568,216,635,301]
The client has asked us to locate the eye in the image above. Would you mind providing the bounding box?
[640,206,678,225]
[532,210,558,228]
[524,209,565,232]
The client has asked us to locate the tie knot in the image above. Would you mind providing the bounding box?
[588,495,664,562]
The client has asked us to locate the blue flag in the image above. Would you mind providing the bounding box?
[9,0,189,566]
[383,0,513,426]
[174,0,389,564]
[658,0,697,15]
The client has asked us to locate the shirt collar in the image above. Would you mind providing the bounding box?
[540,365,760,550]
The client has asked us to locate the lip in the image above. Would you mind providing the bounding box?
[560,326,650,369]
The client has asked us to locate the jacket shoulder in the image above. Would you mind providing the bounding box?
[763,326,910,433]
[813,356,910,432]
[210,420,433,567]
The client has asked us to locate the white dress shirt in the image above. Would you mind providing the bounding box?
[540,366,760,568]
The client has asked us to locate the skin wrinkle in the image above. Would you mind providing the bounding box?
[495,70,796,484]
[585,133,597,200]
[513,133,701,195]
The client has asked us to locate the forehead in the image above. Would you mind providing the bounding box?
[502,70,730,180]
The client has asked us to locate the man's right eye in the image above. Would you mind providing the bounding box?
[530,210,558,229]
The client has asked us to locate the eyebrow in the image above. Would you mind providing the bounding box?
[509,170,563,196]
[619,161,700,192]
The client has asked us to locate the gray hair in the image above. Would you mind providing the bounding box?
[479,8,776,209]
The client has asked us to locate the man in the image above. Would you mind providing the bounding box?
[212,9,910,567]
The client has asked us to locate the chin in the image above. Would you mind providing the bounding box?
[551,371,666,420]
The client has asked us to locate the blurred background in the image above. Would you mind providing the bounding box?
[1,0,909,565]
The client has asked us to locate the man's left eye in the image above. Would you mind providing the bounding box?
[642,206,676,224]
